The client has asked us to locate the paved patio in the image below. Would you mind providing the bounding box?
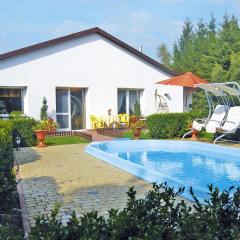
[15,144,153,226]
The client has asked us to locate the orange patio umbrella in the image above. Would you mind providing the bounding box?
[156,72,208,88]
[155,72,208,112]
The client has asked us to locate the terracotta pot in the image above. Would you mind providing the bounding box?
[35,130,47,148]
[191,129,199,140]
[133,127,141,140]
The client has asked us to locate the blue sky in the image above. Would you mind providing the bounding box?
[0,0,239,60]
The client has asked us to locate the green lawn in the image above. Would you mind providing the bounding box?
[45,136,90,146]
[122,130,214,141]
[122,130,152,139]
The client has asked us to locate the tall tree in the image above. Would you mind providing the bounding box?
[157,43,171,67]
[166,14,240,112]
[172,18,195,73]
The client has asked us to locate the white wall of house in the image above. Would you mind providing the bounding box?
[0,33,184,129]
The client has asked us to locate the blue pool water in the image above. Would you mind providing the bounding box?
[85,140,240,201]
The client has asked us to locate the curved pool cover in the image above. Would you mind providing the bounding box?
[85,140,240,201]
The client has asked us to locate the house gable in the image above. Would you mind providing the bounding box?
[0,27,177,76]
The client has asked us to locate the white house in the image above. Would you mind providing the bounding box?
[0,27,188,130]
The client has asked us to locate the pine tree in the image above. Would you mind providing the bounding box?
[168,14,240,113]
[172,18,194,73]
[157,43,171,67]
[40,97,48,120]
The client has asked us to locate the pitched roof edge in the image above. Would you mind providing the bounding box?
[0,27,178,76]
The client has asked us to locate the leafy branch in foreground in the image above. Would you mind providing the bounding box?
[29,182,240,240]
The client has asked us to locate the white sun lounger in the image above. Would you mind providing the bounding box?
[192,105,228,133]
[182,105,228,140]
[214,106,240,143]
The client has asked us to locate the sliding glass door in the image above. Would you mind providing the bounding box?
[56,89,70,129]
[71,89,85,130]
[56,88,86,130]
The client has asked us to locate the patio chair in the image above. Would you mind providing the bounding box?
[214,106,240,143]
[182,105,228,140]
[118,114,129,127]
[90,115,98,129]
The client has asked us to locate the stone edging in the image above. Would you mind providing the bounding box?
[14,156,31,238]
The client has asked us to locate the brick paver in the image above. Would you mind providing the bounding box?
[15,144,153,226]
[84,130,114,141]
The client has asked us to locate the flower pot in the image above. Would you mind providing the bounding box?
[35,130,47,148]
[191,129,199,140]
[133,127,141,140]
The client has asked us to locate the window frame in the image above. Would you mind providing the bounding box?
[117,88,143,115]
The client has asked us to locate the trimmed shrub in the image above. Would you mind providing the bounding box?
[0,128,18,213]
[0,118,37,147]
[11,118,37,147]
[147,112,202,138]
[0,128,22,238]
[29,183,240,239]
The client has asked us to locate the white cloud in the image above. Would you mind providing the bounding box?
[130,11,151,23]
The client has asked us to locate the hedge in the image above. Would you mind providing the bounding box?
[0,128,22,238]
[29,183,240,240]
[0,128,16,213]
[0,118,37,147]
[147,112,202,139]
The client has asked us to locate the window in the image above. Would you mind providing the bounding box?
[118,90,126,114]
[118,89,141,115]
[0,88,23,114]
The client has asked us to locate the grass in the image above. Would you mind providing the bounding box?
[122,130,214,141]
[45,136,90,146]
[122,130,152,139]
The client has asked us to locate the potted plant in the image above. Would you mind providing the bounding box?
[45,117,58,133]
[131,117,146,140]
[33,121,49,148]
[186,118,199,140]
[33,118,58,147]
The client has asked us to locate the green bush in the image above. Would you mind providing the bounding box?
[0,128,18,213]
[0,118,37,147]
[0,128,23,238]
[0,225,22,240]
[11,118,37,147]
[29,183,240,240]
[147,112,202,138]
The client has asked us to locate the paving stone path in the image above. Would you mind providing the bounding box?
[15,144,152,226]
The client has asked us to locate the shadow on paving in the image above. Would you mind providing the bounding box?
[22,175,152,226]
[61,182,151,214]
[22,176,63,226]
[15,147,41,165]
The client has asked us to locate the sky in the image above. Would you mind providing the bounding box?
[0,0,239,60]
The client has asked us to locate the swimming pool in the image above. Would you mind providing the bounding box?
[85,140,240,201]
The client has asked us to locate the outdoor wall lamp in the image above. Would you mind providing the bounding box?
[164,93,171,100]
[16,134,21,151]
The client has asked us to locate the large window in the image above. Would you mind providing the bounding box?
[0,88,23,114]
[118,89,141,115]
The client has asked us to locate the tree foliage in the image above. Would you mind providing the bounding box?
[158,14,240,112]
[157,43,171,68]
